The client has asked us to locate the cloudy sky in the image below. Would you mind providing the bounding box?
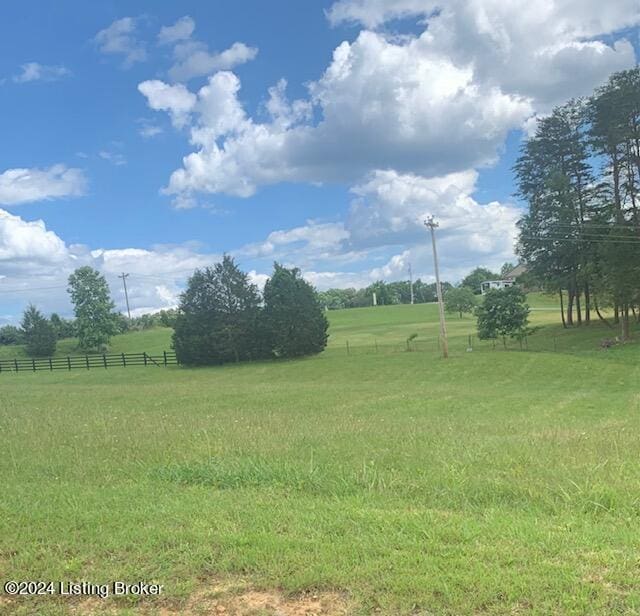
[1,1,639,321]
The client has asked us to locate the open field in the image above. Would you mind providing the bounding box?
[2,296,640,614]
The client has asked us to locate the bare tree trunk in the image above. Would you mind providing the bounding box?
[566,286,574,326]
[559,289,567,328]
[584,281,591,325]
[622,304,631,341]
[575,287,582,326]
[614,303,620,325]
[594,296,613,329]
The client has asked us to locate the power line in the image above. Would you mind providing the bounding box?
[520,235,640,245]
[0,284,68,294]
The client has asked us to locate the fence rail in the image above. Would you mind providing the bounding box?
[0,351,178,373]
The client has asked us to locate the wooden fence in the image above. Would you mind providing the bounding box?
[0,351,178,373]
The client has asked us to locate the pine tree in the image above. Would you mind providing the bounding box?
[21,305,56,357]
[261,263,328,358]
[173,256,263,365]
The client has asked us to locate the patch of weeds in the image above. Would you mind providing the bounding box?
[150,457,324,491]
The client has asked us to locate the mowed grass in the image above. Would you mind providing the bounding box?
[1,296,640,614]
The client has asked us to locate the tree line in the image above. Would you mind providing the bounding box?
[515,67,640,340]
[2,268,177,357]
[5,258,328,365]
[317,264,516,310]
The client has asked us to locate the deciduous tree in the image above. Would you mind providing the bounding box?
[68,267,119,351]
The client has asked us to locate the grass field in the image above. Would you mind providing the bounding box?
[1,295,640,614]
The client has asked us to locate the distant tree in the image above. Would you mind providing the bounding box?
[444,287,477,318]
[0,325,23,345]
[476,287,530,347]
[49,313,76,339]
[501,262,516,277]
[261,263,329,358]
[366,280,394,305]
[173,256,263,366]
[461,267,499,294]
[68,267,119,351]
[158,309,178,327]
[413,280,438,303]
[114,313,130,334]
[21,305,56,357]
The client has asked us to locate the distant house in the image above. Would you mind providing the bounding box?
[480,279,515,294]
[480,263,527,295]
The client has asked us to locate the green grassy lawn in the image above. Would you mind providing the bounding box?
[1,297,640,614]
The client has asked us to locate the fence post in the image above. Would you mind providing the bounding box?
[103,354,107,369]
[85,355,89,370]
[14,358,18,373]
[67,356,71,371]
[163,351,167,366]
[143,352,148,366]
[122,353,126,367]
[32,358,36,372]
[49,358,53,371]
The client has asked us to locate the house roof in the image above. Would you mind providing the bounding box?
[503,263,527,279]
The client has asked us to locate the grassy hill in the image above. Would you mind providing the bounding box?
[1,295,639,614]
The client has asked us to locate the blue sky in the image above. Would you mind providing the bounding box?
[0,1,638,320]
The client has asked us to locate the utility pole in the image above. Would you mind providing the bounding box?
[424,217,448,359]
[118,273,131,319]
[408,263,414,305]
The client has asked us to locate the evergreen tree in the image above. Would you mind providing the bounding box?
[261,263,328,358]
[516,98,598,327]
[21,305,56,357]
[67,267,119,351]
[173,256,263,365]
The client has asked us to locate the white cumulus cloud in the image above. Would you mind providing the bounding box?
[137,80,196,128]
[94,17,147,68]
[142,30,531,201]
[139,1,639,205]
[158,16,196,45]
[169,41,258,82]
[327,0,640,109]
[0,165,87,206]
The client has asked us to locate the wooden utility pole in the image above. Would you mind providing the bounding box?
[408,263,414,305]
[424,217,449,359]
[118,272,131,319]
